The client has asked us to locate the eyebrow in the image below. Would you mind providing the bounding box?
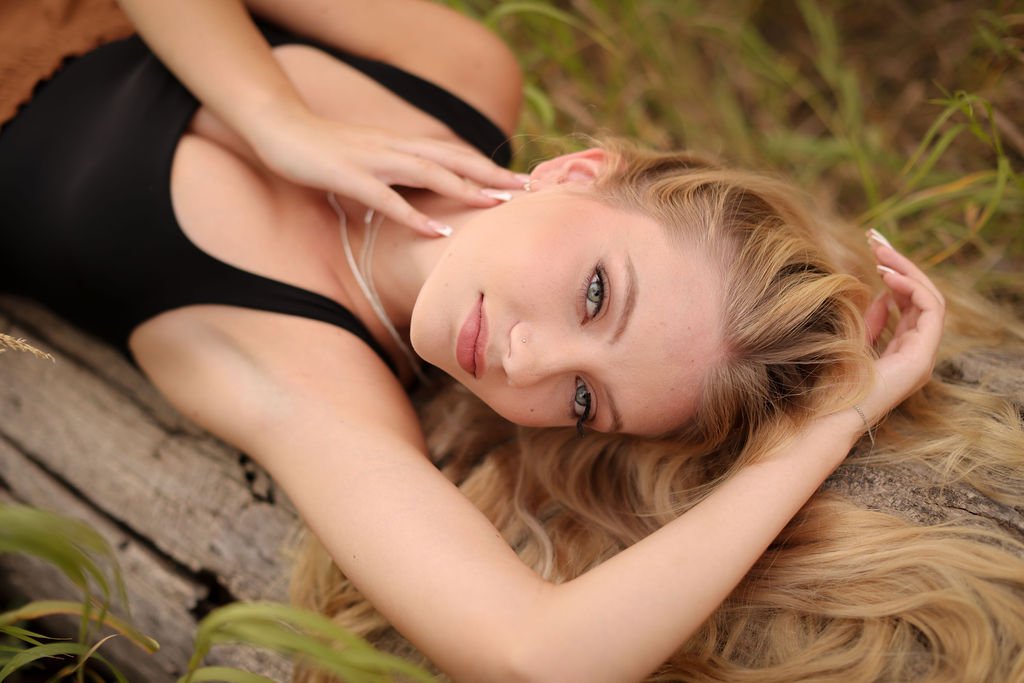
[606,253,637,433]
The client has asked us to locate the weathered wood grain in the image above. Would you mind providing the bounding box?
[824,346,1024,542]
[0,295,295,681]
[0,473,204,681]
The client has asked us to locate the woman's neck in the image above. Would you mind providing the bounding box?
[336,190,474,333]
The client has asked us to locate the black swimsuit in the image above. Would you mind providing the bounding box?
[0,22,511,363]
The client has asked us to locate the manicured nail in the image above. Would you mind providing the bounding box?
[481,188,513,202]
[514,173,532,184]
[877,265,897,276]
[427,220,453,237]
[866,228,893,249]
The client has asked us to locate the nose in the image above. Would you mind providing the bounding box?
[504,322,578,387]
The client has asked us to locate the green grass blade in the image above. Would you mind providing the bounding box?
[56,650,131,683]
[0,641,86,681]
[484,2,618,55]
[0,601,159,654]
[902,124,966,193]
[187,602,433,683]
[0,625,48,646]
[522,82,556,132]
[0,505,121,609]
[900,104,961,177]
[180,667,277,683]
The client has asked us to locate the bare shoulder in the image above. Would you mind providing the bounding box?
[246,0,522,135]
[129,307,427,461]
[373,1,523,135]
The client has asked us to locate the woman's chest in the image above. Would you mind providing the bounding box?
[166,43,462,313]
[169,131,346,307]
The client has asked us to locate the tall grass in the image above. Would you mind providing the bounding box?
[0,334,53,361]
[449,0,1024,308]
[0,504,157,681]
[0,505,432,682]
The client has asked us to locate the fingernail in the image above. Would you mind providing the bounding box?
[427,220,453,237]
[877,265,897,276]
[866,228,893,249]
[480,188,513,202]
[514,173,531,184]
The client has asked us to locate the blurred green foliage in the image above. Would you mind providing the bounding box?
[447,0,1024,308]
[0,504,156,681]
[0,505,433,682]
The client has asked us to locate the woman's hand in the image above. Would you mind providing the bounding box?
[859,229,946,424]
[248,102,526,237]
[117,0,525,238]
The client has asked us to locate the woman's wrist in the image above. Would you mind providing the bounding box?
[240,94,319,169]
[822,405,871,453]
[760,407,865,471]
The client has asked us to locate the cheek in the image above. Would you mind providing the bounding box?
[407,309,431,361]
[496,238,583,318]
[478,384,559,428]
[409,244,470,356]
[409,284,453,367]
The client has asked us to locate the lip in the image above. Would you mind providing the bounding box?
[456,294,487,378]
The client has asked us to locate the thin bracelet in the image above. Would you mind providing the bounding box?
[852,404,875,446]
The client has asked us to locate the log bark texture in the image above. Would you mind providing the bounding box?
[825,346,1024,539]
[1,294,1022,681]
[0,295,295,682]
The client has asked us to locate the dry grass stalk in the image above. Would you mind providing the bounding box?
[0,331,54,361]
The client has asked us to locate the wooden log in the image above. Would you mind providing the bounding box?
[0,476,206,681]
[0,295,294,681]
[824,347,1024,543]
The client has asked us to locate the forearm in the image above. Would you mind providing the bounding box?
[244,0,431,63]
[247,340,867,682]
[116,0,308,142]
[511,409,864,683]
[286,410,863,683]
[241,0,522,136]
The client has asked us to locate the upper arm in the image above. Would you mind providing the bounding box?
[131,310,546,678]
[132,307,427,454]
[243,0,523,135]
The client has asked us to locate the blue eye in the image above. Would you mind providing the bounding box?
[573,377,592,420]
[573,377,593,436]
[584,268,605,319]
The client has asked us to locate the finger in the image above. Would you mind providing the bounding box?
[342,172,453,237]
[875,269,944,352]
[370,151,512,208]
[878,274,932,341]
[878,267,914,315]
[368,129,519,181]
[877,249,944,307]
[869,239,944,305]
[880,282,937,348]
[877,265,943,318]
[391,137,526,189]
[863,292,890,344]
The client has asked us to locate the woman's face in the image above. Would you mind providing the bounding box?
[410,167,724,436]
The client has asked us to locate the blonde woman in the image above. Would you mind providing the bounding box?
[2,1,1020,681]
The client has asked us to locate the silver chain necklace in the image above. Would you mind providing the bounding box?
[328,192,429,384]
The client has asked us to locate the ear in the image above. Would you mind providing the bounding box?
[529,148,611,188]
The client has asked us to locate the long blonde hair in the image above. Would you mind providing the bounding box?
[293,145,1024,682]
